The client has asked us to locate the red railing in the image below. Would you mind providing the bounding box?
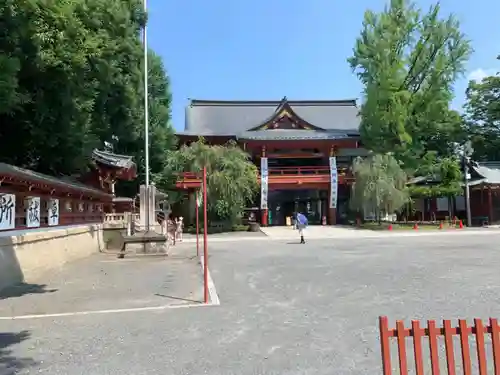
[180,166,349,178]
[266,166,330,175]
[180,172,199,179]
[379,316,500,375]
[177,167,354,189]
[178,168,330,180]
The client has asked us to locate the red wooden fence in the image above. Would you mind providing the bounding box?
[379,316,500,375]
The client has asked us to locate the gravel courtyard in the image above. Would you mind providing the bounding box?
[1,232,499,374]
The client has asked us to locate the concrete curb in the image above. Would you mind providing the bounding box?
[199,255,220,305]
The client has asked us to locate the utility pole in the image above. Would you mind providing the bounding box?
[464,141,473,228]
[143,0,150,232]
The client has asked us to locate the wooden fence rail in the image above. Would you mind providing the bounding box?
[379,316,500,375]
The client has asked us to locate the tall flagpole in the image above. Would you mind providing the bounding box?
[143,0,150,231]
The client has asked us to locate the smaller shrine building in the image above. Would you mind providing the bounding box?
[0,149,137,232]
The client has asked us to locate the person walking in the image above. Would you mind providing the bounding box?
[296,212,308,244]
[166,214,177,246]
[176,216,184,242]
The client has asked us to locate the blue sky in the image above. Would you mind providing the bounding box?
[147,0,500,131]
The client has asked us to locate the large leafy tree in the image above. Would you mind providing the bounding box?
[0,0,174,192]
[348,0,471,172]
[161,139,259,221]
[464,58,500,161]
[349,153,408,220]
[115,50,176,197]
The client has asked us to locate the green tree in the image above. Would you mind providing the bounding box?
[464,59,500,161]
[407,152,462,217]
[0,0,175,193]
[349,153,408,221]
[348,0,472,171]
[116,50,176,197]
[161,139,259,221]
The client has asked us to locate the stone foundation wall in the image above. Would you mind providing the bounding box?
[0,224,104,291]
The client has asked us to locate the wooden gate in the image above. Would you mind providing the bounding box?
[379,316,500,374]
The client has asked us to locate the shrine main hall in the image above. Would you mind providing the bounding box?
[175,97,366,226]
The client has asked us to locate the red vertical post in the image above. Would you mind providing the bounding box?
[396,320,409,375]
[474,319,487,375]
[379,316,392,375]
[459,319,472,375]
[427,320,441,375]
[203,166,209,304]
[261,209,268,226]
[195,194,199,257]
[411,320,424,375]
[490,318,500,375]
[443,320,457,375]
[488,187,493,223]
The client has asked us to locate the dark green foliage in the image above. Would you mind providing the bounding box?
[464,59,500,161]
[0,0,174,193]
[161,139,259,221]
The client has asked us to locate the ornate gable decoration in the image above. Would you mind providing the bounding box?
[248,97,324,131]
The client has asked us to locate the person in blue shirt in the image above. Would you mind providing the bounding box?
[296,212,308,244]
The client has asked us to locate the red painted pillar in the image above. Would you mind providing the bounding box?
[328,207,336,225]
[261,209,268,226]
[488,188,493,223]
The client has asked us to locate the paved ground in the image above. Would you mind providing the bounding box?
[0,247,203,318]
[260,224,500,239]
[1,232,500,374]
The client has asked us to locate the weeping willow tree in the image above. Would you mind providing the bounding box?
[349,153,409,221]
[160,138,259,221]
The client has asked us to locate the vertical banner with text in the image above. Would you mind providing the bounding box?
[260,157,268,210]
[329,157,338,209]
[26,196,41,228]
[0,193,16,230]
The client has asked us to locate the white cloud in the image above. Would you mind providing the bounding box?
[467,68,496,82]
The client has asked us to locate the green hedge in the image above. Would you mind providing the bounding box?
[185,224,249,234]
[358,221,461,230]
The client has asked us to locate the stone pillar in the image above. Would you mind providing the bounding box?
[139,184,147,230]
[148,184,157,230]
[139,184,156,231]
[125,212,132,236]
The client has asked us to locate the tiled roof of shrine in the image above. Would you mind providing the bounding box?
[179,97,361,138]
[92,149,136,170]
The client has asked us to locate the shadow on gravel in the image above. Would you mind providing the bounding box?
[154,293,202,304]
[0,331,37,375]
[0,283,58,300]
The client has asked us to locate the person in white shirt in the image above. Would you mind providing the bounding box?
[176,216,184,242]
